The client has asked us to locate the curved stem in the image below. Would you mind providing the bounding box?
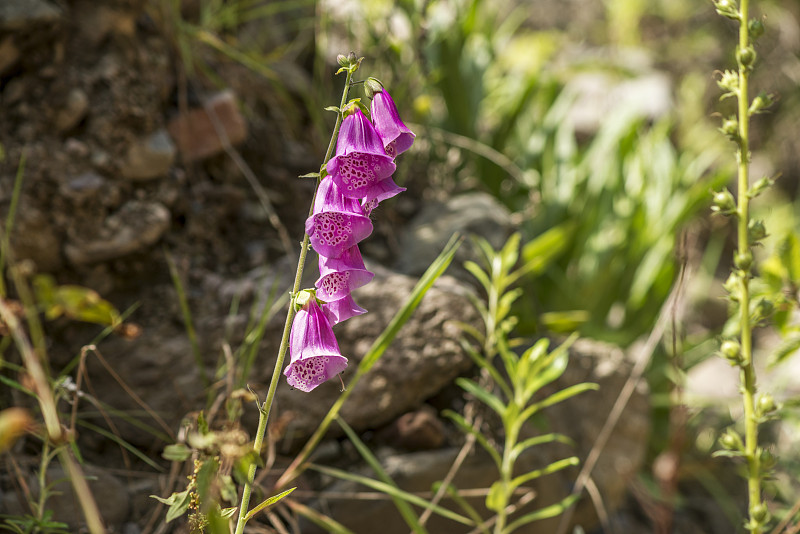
[233,66,355,534]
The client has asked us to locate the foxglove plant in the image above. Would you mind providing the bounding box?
[711,1,778,532]
[233,55,414,534]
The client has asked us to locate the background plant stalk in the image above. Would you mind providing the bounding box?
[735,0,762,531]
[233,66,354,534]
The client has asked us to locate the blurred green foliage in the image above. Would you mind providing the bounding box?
[323,0,728,345]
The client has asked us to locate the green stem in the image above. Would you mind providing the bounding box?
[736,0,762,531]
[233,66,355,534]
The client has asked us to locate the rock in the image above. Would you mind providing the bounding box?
[120,130,176,181]
[60,171,105,203]
[167,90,247,163]
[64,200,170,264]
[0,36,20,75]
[10,203,63,271]
[376,406,446,451]
[565,70,672,136]
[55,88,89,133]
[395,192,514,280]
[0,0,62,31]
[302,338,649,534]
[269,265,480,439]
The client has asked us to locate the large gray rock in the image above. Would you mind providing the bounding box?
[302,338,650,534]
[227,263,482,439]
[395,192,513,280]
[64,200,170,264]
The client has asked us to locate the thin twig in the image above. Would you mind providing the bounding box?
[585,476,615,534]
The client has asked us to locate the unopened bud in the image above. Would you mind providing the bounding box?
[748,219,767,242]
[757,393,776,415]
[720,339,742,363]
[711,189,736,215]
[723,272,741,301]
[337,54,349,67]
[715,0,740,19]
[753,298,774,322]
[734,250,753,272]
[749,92,774,115]
[748,176,773,198]
[759,449,776,471]
[737,46,756,68]
[720,117,739,140]
[748,19,765,40]
[719,428,743,450]
[751,502,769,523]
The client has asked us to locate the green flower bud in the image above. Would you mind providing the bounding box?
[753,297,774,322]
[748,19,765,40]
[723,272,741,301]
[748,176,773,198]
[717,70,739,97]
[719,428,743,450]
[720,116,739,140]
[734,250,753,272]
[337,54,349,67]
[751,502,769,524]
[749,92,775,115]
[720,339,742,363]
[711,189,737,215]
[737,46,756,69]
[757,393,776,415]
[748,219,767,242]
[759,449,776,471]
[714,0,740,19]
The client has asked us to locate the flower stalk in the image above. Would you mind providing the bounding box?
[734,1,764,530]
[233,62,356,534]
[714,0,772,530]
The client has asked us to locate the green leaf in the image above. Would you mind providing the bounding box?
[243,487,297,522]
[485,481,505,513]
[286,500,357,534]
[359,234,462,374]
[510,433,574,463]
[298,172,321,179]
[519,382,599,425]
[196,457,219,505]
[336,416,426,533]
[434,482,488,533]
[458,339,512,399]
[456,377,506,417]
[162,443,192,462]
[770,332,800,366]
[323,106,341,113]
[150,489,192,523]
[499,232,521,274]
[504,493,580,533]
[309,464,473,526]
[512,223,574,284]
[509,456,579,487]
[464,260,492,295]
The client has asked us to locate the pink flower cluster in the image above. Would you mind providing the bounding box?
[284,90,415,392]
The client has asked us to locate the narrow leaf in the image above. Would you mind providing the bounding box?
[243,487,296,522]
[504,493,580,533]
[309,465,474,526]
[443,410,502,469]
[456,377,506,417]
[337,417,426,534]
